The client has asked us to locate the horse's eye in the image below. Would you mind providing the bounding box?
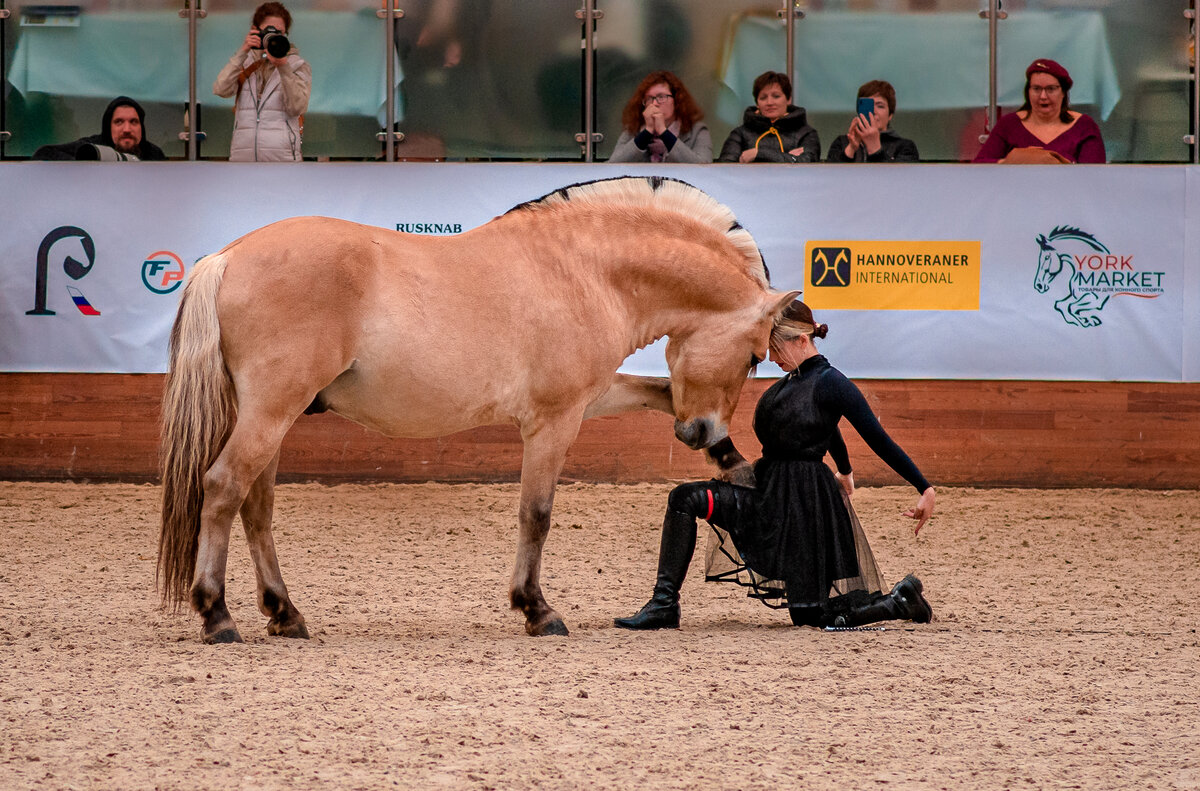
[750,354,763,367]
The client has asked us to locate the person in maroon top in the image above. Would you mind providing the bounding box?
[973,58,1106,164]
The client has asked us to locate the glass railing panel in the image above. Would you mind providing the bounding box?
[4,0,188,159]
[998,0,1191,163]
[381,0,583,160]
[592,0,772,162]
[712,1,996,162]
[197,0,382,160]
[3,0,1192,162]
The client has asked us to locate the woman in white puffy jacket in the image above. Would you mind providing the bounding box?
[213,2,311,162]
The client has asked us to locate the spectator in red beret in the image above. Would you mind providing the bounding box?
[973,58,1105,164]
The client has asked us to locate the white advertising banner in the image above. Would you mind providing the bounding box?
[0,163,1193,381]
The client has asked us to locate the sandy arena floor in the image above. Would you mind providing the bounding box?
[1,481,1197,790]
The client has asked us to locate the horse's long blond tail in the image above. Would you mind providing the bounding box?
[158,252,233,609]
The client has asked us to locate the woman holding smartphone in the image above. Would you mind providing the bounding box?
[826,80,919,163]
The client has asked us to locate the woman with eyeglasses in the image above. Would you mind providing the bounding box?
[973,58,1105,163]
[608,71,712,163]
[718,70,819,164]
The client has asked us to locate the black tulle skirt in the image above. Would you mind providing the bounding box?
[704,458,886,617]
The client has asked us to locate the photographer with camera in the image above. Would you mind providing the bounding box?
[212,2,311,162]
[33,96,166,161]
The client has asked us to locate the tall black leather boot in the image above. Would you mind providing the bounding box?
[831,574,933,628]
[613,509,697,630]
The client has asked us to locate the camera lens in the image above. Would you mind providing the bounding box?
[261,27,290,59]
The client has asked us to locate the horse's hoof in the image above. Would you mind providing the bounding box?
[528,618,569,637]
[204,627,244,645]
[268,620,310,639]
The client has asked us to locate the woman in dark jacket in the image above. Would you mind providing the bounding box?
[614,300,935,631]
[718,71,819,164]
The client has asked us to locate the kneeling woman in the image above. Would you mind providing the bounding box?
[615,300,935,630]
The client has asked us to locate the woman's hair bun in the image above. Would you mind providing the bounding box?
[812,323,829,339]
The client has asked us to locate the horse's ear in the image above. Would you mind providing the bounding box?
[1036,234,1047,247]
[764,289,802,320]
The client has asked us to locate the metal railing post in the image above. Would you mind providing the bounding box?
[1187,3,1198,163]
[179,0,206,160]
[0,2,10,155]
[777,0,804,85]
[575,0,603,161]
[978,0,1006,143]
[376,3,404,161]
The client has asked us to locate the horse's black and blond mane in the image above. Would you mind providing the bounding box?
[505,176,770,287]
[1047,225,1109,253]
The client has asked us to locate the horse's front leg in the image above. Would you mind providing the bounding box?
[1072,292,1109,327]
[582,374,671,419]
[510,412,584,637]
[584,374,755,487]
[1054,295,1083,327]
[705,436,756,488]
[240,450,308,639]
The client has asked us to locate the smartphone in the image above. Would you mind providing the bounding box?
[856,97,875,123]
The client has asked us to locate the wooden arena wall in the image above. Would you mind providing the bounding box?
[2,374,1197,488]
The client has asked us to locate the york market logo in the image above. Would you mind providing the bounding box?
[142,250,187,294]
[26,226,101,316]
[1034,226,1163,327]
[395,221,463,234]
[804,240,980,311]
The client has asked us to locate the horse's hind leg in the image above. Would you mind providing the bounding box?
[192,413,295,644]
[240,450,308,639]
[510,414,583,637]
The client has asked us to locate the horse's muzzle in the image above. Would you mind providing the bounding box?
[674,417,723,450]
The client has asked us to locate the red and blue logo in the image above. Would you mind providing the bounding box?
[65,285,101,315]
[142,250,186,294]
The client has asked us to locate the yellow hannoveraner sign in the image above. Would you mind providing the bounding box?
[803,240,981,310]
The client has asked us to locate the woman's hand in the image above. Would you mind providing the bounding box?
[857,112,882,154]
[738,147,758,163]
[843,116,863,157]
[903,487,935,536]
[242,27,262,54]
[835,471,854,498]
[642,104,666,136]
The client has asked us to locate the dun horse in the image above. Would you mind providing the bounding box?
[159,176,798,642]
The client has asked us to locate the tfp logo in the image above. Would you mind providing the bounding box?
[810,247,851,287]
[142,250,186,294]
[26,226,101,316]
[1034,226,1164,327]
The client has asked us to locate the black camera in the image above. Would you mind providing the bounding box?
[257,26,290,59]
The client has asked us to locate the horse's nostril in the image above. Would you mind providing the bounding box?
[673,418,711,450]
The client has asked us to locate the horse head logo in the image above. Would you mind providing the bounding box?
[1033,226,1109,327]
[27,225,99,316]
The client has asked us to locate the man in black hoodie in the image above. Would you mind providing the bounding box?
[826,80,919,163]
[33,96,167,161]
